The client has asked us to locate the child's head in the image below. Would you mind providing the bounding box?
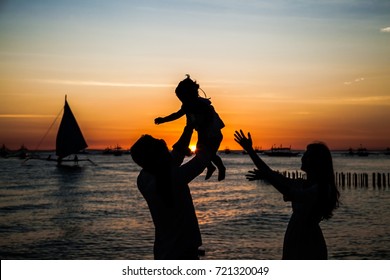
[175,74,199,103]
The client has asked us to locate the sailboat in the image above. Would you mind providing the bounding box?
[26,95,94,166]
[54,95,89,165]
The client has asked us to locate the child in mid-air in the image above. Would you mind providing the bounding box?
[155,75,226,181]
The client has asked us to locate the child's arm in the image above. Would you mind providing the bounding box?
[155,108,185,124]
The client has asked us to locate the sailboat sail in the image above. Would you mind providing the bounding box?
[56,96,88,159]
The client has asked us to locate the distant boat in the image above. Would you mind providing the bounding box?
[264,145,299,157]
[347,145,369,157]
[12,145,29,159]
[113,145,124,156]
[102,147,113,155]
[2,144,29,159]
[347,147,355,156]
[357,146,369,157]
[254,146,263,153]
[26,95,93,166]
[102,144,125,156]
[0,144,11,157]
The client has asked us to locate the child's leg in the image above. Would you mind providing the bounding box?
[212,154,226,181]
[205,163,216,180]
[197,131,225,180]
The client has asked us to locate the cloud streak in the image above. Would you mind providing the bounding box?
[31,79,175,88]
[380,27,390,33]
[314,95,390,106]
[0,114,55,118]
[344,77,365,86]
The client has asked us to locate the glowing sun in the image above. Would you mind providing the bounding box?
[189,145,197,153]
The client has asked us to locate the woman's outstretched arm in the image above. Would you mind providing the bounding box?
[234,130,301,195]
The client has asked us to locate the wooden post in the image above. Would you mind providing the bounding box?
[388,173,390,188]
[365,173,369,188]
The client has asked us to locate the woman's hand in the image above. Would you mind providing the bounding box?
[246,169,270,182]
[246,169,261,181]
[234,130,253,151]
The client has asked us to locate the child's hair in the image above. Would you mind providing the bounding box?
[175,74,200,101]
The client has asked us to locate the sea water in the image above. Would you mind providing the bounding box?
[0,152,389,259]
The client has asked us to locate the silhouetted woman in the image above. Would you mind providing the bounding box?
[234,130,340,260]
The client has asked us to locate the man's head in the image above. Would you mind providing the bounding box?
[130,135,171,172]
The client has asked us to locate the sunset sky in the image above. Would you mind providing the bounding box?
[1,0,390,151]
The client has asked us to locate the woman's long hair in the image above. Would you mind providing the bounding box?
[305,142,340,220]
[130,135,174,206]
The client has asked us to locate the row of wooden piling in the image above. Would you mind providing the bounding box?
[336,172,390,189]
[281,171,305,180]
[280,171,390,189]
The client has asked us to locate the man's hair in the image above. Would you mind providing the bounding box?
[130,135,174,207]
[130,135,168,172]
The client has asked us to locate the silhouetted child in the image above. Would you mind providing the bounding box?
[155,75,226,181]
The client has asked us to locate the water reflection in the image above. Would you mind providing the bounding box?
[1,154,390,259]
